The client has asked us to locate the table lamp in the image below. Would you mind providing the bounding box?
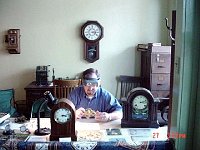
[34,91,57,135]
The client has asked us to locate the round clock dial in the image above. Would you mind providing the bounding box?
[20,125,27,132]
[132,95,148,110]
[54,108,72,124]
[5,124,11,131]
[83,24,102,41]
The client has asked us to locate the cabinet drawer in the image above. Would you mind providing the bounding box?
[151,53,171,73]
[151,91,170,98]
[151,74,170,90]
[26,91,45,101]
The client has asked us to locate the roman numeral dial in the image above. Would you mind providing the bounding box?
[83,24,101,41]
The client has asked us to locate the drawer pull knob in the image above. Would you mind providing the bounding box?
[157,84,163,86]
[157,65,165,68]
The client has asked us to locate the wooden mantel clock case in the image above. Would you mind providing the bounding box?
[121,87,159,128]
[50,98,77,141]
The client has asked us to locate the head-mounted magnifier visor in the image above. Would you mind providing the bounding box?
[83,78,100,87]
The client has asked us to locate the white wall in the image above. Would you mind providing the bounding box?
[0,0,169,100]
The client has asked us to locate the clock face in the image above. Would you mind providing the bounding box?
[20,125,27,132]
[132,95,148,110]
[132,95,148,120]
[5,124,11,131]
[54,108,72,124]
[83,24,102,41]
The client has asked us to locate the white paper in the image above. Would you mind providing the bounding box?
[0,113,10,124]
[26,135,47,142]
[76,122,100,130]
[59,137,71,142]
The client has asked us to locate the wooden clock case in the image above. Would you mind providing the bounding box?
[121,87,159,128]
[81,20,103,63]
[50,98,77,141]
[5,29,21,54]
[83,42,99,63]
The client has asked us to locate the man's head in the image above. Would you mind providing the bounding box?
[82,68,100,98]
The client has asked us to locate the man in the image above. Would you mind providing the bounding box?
[68,68,122,122]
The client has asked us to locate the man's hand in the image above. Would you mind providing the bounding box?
[95,111,110,122]
[76,107,85,119]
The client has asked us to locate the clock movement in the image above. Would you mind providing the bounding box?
[81,20,103,63]
[121,87,159,128]
[50,98,77,141]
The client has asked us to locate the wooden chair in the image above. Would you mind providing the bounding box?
[118,75,143,102]
[53,79,81,99]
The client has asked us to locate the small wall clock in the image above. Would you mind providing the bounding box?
[81,20,104,63]
[50,98,77,141]
[121,87,159,128]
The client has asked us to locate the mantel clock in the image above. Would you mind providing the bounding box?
[121,87,159,128]
[50,98,77,141]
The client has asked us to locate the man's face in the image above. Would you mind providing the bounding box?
[83,73,99,97]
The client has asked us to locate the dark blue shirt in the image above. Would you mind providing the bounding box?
[68,86,122,113]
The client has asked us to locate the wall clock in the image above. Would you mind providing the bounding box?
[81,20,103,63]
[50,98,77,141]
[121,87,159,128]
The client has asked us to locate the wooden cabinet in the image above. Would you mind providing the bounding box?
[141,45,171,99]
[24,81,54,118]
